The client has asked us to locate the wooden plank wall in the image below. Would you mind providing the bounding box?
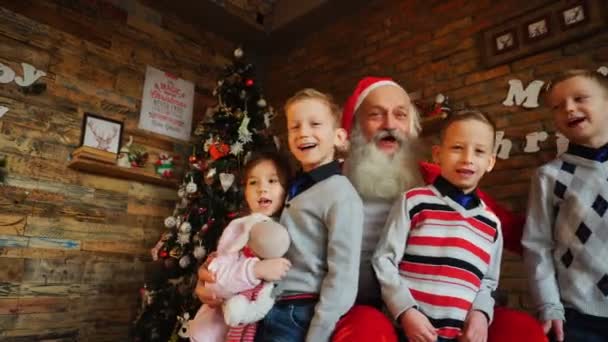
[0,0,233,340]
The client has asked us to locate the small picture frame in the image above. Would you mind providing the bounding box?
[493,29,518,55]
[524,16,551,42]
[560,1,588,29]
[80,113,123,154]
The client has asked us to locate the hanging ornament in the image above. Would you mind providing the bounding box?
[177,233,190,245]
[179,221,192,233]
[245,79,254,87]
[186,179,198,194]
[217,79,224,86]
[200,223,209,233]
[179,255,191,268]
[164,216,177,229]
[234,47,244,59]
[177,185,186,198]
[150,238,165,261]
[198,207,207,215]
[193,245,207,260]
[209,143,230,160]
[169,245,183,258]
[189,155,198,165]
[264,110,274,129]
[205,168,216,185]
[219,172,235,192]
[257,98,267,107]
[238,114,251,140]
[159,250,169,258]
[230,141,244,156]
[244,151,252,165]
[203,137,214,152]
[239,90,247,99]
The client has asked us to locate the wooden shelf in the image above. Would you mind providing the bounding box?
[421,113,448,137]
[68,157,177,188]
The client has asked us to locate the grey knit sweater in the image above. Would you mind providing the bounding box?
[522,144,608,321]
[278,174,364,342]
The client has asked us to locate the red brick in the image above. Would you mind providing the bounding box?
[434,17,472,38]
[399,32,433,50]
[465,65,510,85]
[512,50,562,71]
[432,0,467,14]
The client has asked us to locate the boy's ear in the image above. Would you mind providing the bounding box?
[334,127,347,147]
[431,145,441,165]
[486,154,496,173]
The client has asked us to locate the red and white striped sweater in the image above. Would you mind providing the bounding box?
[373,179,503,340]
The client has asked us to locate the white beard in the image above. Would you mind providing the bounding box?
[345,126,423,201]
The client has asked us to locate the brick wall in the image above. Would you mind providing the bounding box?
[265,0,608,311]
[0,1,233,340]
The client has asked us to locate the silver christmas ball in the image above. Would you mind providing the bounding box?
[164,216,177,229]
[179,222,192,233]
[193,245,207,260]
[234,48,244,59]
[257,98,267,107]
[179,255,191,268]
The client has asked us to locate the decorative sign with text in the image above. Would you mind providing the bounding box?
[138,66,194,141]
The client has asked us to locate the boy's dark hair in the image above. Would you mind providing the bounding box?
[545,69,608,98]
[439,109,496,147]
[242,150,292,189]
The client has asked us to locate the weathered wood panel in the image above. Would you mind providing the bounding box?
[0,0,231,339]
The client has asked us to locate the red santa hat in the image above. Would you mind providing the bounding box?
[342,76,405,134]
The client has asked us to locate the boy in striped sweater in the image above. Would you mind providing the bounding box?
[373,110,503,342]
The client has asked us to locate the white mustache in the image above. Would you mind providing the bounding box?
[373,129,406,143]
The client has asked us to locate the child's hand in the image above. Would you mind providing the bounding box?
[542,319,564,342]
[253,257,291,281]
[194,253,224,308]
[458,310,488,342]
[400,308,438,342]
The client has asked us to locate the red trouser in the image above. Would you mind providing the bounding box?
[332,305,547,342]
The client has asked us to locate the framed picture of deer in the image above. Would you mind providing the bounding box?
[80,113,123,154]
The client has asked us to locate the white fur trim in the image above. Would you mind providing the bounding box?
[223,282,275,326]
[354,80,404,112]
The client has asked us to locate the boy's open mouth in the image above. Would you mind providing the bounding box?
[567,116,586,127]
[456,168,474,176]
[298,142,317,151]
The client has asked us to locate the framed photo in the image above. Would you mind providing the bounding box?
[560,1,588,30]
[480,0,605,68]
[493,29,518,55]
[524,16,551,42]
[80,113,123,154]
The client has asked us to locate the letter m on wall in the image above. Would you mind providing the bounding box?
[502,79,545,108]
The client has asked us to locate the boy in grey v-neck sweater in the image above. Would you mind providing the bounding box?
[255,89,363,342]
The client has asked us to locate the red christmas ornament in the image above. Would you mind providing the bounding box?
[245,79,254,87]
[188,155,198,164]
[159,250,169,258]
[227,211,238,219]
[209,143,230,160]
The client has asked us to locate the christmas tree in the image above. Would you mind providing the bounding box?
[133,47,278,342]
